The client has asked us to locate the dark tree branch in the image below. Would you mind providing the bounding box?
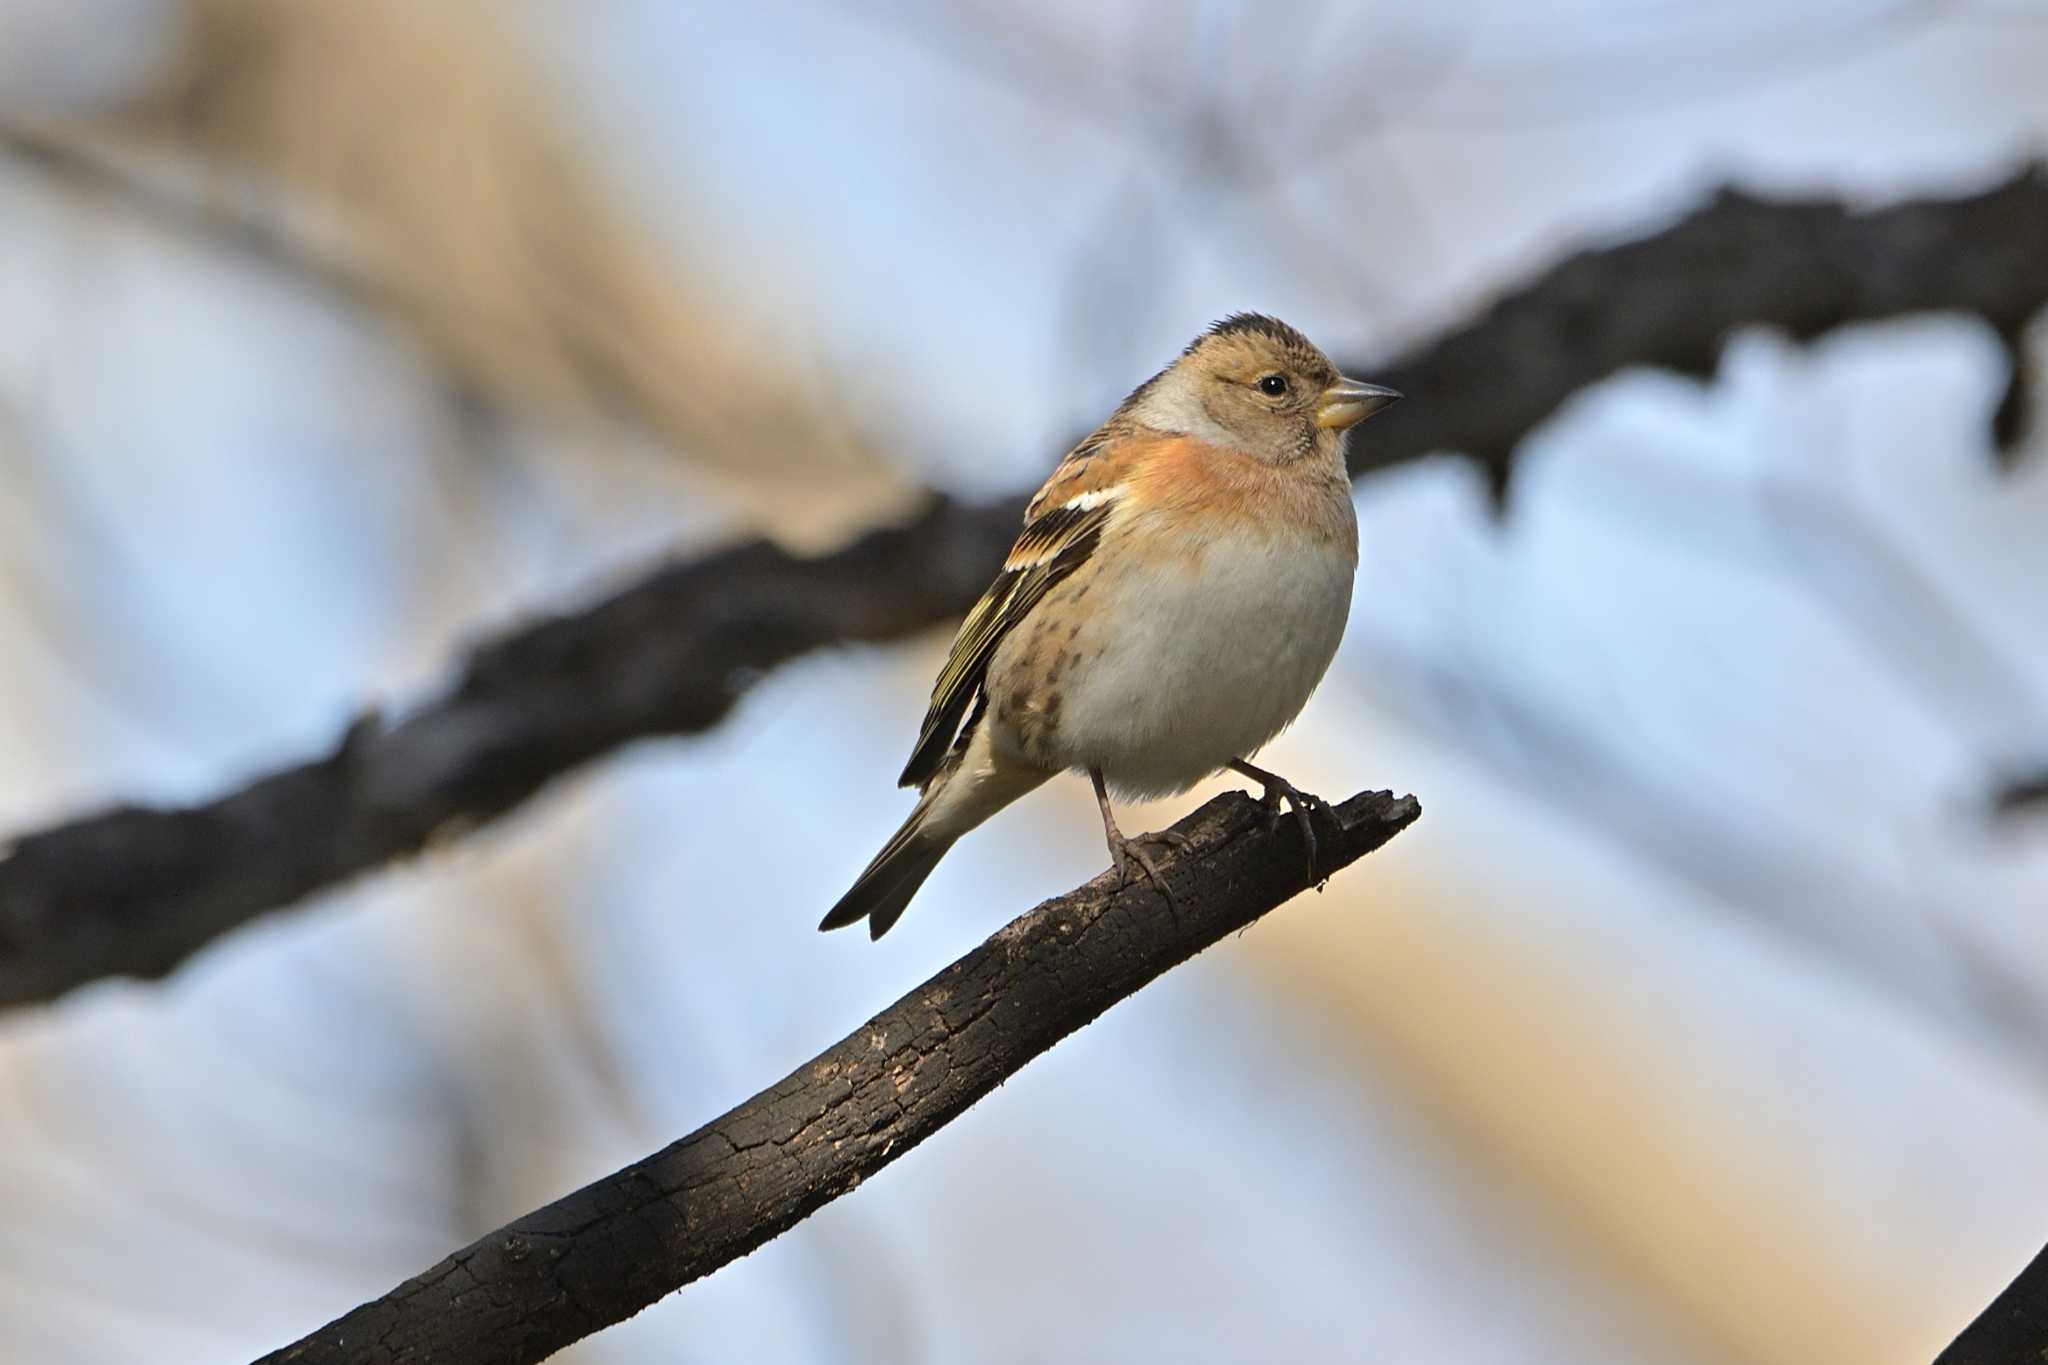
[1936,1239,2048,1363]
[255,787,1420,1365]
[0,497,1025,1005]
[4,168,2046,1007]
[1360,164,2048,498]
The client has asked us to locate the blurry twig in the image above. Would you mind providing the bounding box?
[0,121,801,473]
[0,170,2043,1007]
[1992,770,2048,818]
[252,788,1419,1365]
[1396,0,1943,130]
[0,123,378,308]
[855,0,1436,315]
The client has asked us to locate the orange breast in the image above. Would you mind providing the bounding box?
[1124,436,1356,557]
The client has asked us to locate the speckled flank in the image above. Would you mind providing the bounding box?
[985,495,1355,796]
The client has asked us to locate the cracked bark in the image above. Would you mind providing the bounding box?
[3,168,2046,1007]
[254,787,1419,1365]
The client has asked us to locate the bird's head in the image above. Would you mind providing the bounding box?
[1124,313,1400,466]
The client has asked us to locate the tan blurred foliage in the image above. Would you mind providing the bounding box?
[107,0,890,540]
[1248,897,1885,1364]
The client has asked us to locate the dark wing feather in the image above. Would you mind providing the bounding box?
[897,498,1114,788]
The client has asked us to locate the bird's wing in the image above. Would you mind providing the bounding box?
[1023,422,1130,521]
[896,429,1144,789]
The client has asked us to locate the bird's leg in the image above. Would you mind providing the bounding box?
[1228,758,1325,881]
[1090,768,1182,917]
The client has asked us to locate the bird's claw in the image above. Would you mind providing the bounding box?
[1251,775,1325,883]
[1109,831,1183,920]
[1136,828,1196,855]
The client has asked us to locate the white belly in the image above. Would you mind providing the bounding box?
[992,527,1355,798]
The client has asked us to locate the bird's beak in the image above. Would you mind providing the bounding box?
[1315,377,1402,430]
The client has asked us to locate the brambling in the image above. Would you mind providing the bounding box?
[821,314,1400,938]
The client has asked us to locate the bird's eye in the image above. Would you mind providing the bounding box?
[1257,374,1289,397]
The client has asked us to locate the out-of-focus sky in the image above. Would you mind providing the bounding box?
[0,1,2046,1362]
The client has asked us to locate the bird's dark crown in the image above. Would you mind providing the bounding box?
[1188,312,1337,385]
[1191,312,1318,355]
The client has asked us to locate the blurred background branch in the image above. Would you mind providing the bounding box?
[1366,168,2048,499]
[1993,769,2048,818]
[256,788,1420,1365]
[0,496,1022,1005]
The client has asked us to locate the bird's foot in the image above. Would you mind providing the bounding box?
[1134,828,1196,856]
[1108,829,1183,919]
[1230,760,1326,883]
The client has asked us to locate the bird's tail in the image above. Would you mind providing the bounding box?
[820,730,1049,939]
[817,810,953,939]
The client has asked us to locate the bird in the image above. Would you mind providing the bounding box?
[820,314,1400,939]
